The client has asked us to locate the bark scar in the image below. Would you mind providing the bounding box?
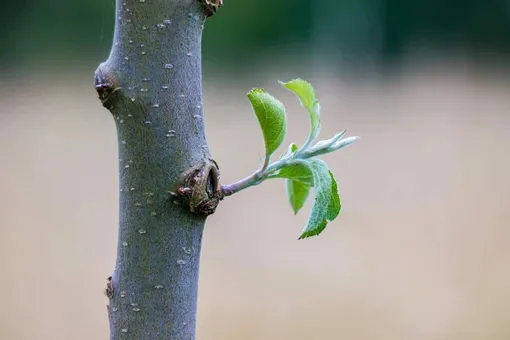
[174,159,223,216]
[104,276,114,299]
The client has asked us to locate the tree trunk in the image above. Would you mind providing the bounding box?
[95,1,219,338]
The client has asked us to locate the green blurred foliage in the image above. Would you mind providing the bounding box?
[203,0,312,67]
[1,0,509,68]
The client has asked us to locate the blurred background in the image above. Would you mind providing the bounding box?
[1,0,510,339]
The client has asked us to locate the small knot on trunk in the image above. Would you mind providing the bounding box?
[94,64,121,108]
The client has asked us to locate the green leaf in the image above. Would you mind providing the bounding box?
[286,179,311,214]
[277,163,314,185]
[298,160,341,239]
[247,88,287,159]
[290,143,298,153]
[281,142,298,160]
[276,162,313,214]
[279,79,321,143]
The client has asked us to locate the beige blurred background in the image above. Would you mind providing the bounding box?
[2,0,510,339]
[1,61,510,339]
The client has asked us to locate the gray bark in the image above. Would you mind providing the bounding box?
[95,1,215,338]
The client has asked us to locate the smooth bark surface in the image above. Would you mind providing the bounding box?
[95,1,213,338]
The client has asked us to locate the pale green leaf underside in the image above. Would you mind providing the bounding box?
[327,170,341,221]
[247,88,287,158]
[298,160,341,239]
[279,79,321,143]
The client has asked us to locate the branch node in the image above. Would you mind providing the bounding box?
[200,0,223,18]
[175,159,223,216]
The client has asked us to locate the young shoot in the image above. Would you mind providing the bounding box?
[221,78,359,239]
